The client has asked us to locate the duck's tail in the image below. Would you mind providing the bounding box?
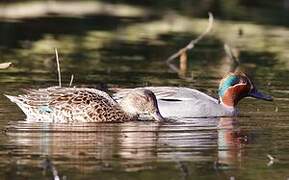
[5,94,21,104]
[4,94,31,118]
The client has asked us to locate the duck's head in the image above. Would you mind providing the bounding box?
[218,72,272,107]
[119,89,165,121]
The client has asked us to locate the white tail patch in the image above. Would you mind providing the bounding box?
[4,94,19,103]
[4,94,32,119]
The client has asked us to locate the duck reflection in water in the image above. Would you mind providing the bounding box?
[5,122,163,172]
[5,117,251,175]
[215,117,250,170]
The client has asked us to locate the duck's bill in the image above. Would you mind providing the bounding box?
[249,90,273,101]
[151,111,165,122]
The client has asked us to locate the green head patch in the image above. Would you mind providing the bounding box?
[218,75,239,97]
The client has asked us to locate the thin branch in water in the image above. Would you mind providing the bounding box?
[42,158,60,180]
[167,62,180,73]
[186,12,214,50]
[55,48,62,87]
[178,50,188,77]
[224,44,240,73]
[69,74,74,87]
[179,50,187,72]
[166,12,214,64]
[267,154,275,166]
[267,154,279,167]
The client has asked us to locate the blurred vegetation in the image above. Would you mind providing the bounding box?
[100,0,289,22]
[0,0,288,90]
[0,0,288,26]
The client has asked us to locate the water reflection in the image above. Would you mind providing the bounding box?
[216,117,249,170]
[4,117,249,173]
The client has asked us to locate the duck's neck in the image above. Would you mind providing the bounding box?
[219,97,236,108]
[219,91,242,108]
[219,83,250,108]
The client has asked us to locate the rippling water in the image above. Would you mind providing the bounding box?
[0,1,289,179]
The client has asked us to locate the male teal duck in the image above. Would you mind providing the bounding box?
[112,72,273,118]
[5,87,164,123]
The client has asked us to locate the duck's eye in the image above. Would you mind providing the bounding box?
[238,79,244,84]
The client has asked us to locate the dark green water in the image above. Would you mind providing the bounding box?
[0,1,289,179]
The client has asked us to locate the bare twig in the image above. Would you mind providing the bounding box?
[69,74,74,87]
[267,154,277,167]
[176,161,190,180]
[167,62,180,73]
[42,158,60,180]
[166,12,214,64]
[55,48,62,87]
[224,44,240,73]
[179,51,187,71]
[0,62,12,69]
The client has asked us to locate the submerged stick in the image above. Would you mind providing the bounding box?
[55,48,62,87]
[166,12,214,64]
[42,158,60,180]
[69,74,74,87]
[267,154,275,167]
[179,51,188,77]
[224,44,240,73]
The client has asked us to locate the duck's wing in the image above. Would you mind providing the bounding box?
[147,87,218,101]
[5,87,120,122]
[7,87,116,107]
[112,86,218,103]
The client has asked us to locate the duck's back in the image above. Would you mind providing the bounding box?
[113,87,236,118]
[6,87,129,123]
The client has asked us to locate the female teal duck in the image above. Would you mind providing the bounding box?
[113,72,273,118]
[5,87,164,123]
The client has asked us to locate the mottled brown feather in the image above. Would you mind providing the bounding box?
[13,87,132,123]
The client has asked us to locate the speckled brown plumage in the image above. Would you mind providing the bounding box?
[5,87,133,123]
